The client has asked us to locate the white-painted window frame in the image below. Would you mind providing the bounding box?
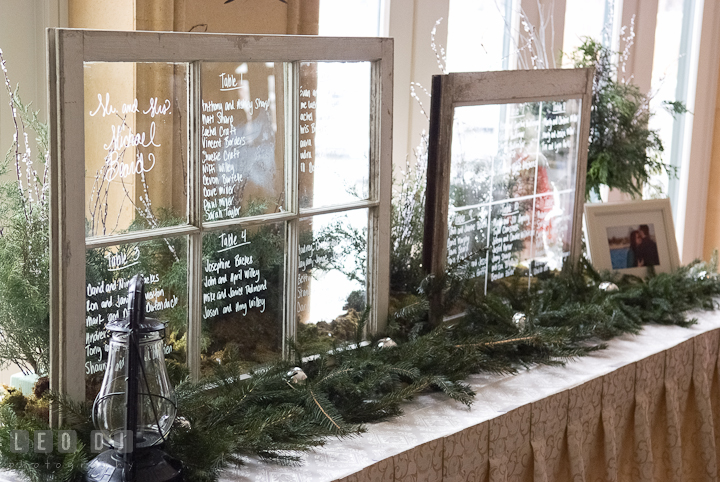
[48,28,393,404]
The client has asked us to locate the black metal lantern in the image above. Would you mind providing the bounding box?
[85,274,182,482]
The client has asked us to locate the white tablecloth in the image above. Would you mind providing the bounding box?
[221,309,720,481]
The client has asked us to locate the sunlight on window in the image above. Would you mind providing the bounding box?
[446,0,510,72]
[561,0,611,65]
[319,0,381,36]
[646,0,687,200]
[305,3,380,326]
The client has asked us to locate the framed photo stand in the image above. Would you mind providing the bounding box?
[584,198,680,276]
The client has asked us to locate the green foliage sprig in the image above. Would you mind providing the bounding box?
[570,38,686,199]
[0,49,50,376]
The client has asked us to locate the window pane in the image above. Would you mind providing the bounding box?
[646,0,691,200]
[319,0,381,36]
[297,210,367,350]
[201,62,285,221]
[201,223,285,372]
[299,62,371,209]
[447,0,510,72]
[84,62,188,237]
[85,236,187,400]
[449,100,581,287]
[562,0,612,65]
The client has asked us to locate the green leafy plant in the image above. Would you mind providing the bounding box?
[569,37,687,199]
[0,50,50,376]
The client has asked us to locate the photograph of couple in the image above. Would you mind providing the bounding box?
[607,223,660,269]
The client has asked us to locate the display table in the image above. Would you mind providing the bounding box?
[221,310,720,482]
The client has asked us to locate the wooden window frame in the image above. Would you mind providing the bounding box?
[48,28,393,405]
[423,68,593,321]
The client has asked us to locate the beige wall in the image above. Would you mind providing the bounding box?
[69,0,134,29]
[69,0,317,34]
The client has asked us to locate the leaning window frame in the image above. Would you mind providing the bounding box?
[48,29,393,405]
[422,68,593,323]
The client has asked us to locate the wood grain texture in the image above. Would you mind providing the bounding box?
[80,29,387,62]
[53,28,87,404]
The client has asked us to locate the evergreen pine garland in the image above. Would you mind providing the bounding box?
[2,259,719,481]
[569,38,688,199]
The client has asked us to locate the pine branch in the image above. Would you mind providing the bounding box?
[308,389,342,432]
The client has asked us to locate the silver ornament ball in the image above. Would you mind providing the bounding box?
[512,312,527,330]
[286,366,307,384]
[599,281,619,292]
[377,337,397,349]
[174,416,192,430]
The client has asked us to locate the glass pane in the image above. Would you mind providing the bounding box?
[562,0,612,66]
[646,0,691,199]
[297,209,368,351]
[447,205,489,277]
[531,191,574,275]
[449,99,581,288]
[201,62,285,221]
[319,0,382,36]
[447,0,510,72]
[201,223,285,373]
[488,199,534,282]
[85,236,187,400]
[299,62,371,209]
[84,62,188,237]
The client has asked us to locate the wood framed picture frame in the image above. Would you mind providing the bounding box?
[584,198,680,276]
[422,68,594,321]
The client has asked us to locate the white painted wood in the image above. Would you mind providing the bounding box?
[283,61,300,356]
[374,39,394,332]
[85,225,201,249]
[201,212,299,231]
[676,0,720,263]
[187,60,202,381]
[299,200,381,217]
[450,68,594,104]
[619,0,659,93]
[49,29,394,395]
[52,29,86,404]
[572,68,594,264]
[584,198,680,274]
[78,30,387,62]
[187,234,203,381]
[47,27,60,428]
